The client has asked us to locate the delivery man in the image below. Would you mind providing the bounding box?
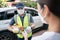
[8,3,35,40]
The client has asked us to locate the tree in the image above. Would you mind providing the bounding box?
[21,0,37,8]
[0,0,7,7]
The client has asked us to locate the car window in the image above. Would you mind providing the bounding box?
[25,9,38,16]
[0,12,6,20]
[0,8,38,20]
[0,10,17,20]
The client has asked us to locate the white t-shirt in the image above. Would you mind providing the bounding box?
[32,32,60,40]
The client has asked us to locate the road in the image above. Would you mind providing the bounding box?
[33,30,46,37]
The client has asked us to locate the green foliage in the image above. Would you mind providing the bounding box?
[0,0,7,7]
[23,2,37,9]
[0,0,37,8]
[21,0,37,9]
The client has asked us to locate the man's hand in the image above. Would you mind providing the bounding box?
[30,23,35,29]
[22,31,28,40]
[12,27,19,33]
[8,25,19,33]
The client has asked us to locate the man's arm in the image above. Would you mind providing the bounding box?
[8,17,15,31]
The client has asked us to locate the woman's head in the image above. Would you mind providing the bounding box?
[37,0,60,24]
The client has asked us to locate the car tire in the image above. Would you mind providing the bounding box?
[0,31,17,40]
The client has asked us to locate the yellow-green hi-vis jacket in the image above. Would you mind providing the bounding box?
[14,14,32,38]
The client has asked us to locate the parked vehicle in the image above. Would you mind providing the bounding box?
[0,7,43,40]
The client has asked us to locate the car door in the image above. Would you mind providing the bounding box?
[0,11,9,30]
[25,9,43,29]
[0,10,17,30]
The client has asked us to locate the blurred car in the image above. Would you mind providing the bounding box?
[0,7,43,40]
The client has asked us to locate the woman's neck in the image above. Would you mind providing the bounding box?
[48,16,60,33]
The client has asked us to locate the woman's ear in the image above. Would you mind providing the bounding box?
[42,5,50,17]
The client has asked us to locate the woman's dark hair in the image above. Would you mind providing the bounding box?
[37,0,60,18]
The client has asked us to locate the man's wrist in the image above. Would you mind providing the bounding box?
[24,37,28,40]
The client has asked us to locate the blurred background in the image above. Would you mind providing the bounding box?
[0,0,37,8]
